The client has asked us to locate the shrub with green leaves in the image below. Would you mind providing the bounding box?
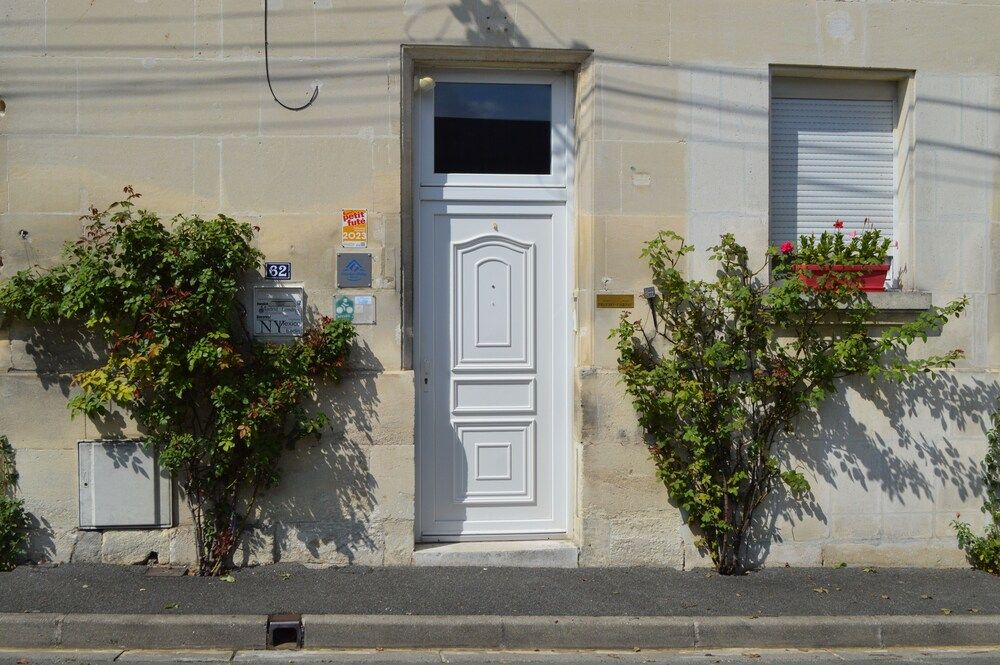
[0,435,29,571]
[612,231,966,575]
[785,223,892,266]
[0,188,356,575]
[953,403,1000,575]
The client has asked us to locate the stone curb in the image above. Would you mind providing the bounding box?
[0,614,263,649]
[1,614,998,650]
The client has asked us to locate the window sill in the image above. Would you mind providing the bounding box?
[865,290,932,312]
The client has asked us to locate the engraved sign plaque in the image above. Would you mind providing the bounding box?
[337,253,373,288]
[596,293,635,309]
[253,285,305,338]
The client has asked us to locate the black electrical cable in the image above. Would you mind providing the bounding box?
[264,0,319,111]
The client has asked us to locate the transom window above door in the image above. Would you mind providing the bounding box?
[416,70,570,189]
[434,82,552,175]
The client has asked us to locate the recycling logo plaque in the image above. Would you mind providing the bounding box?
[334,294,376,324]
[335,295,355,321]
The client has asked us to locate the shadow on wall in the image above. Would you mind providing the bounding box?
[241,340,384,566]
[0,0,992,187]
[12,320,151,440]
[0,435,55,564]
[745,372,1000,568]
[99,440,151,477]
[425,0,580,52]
[25,513,55,564]
[5,302,385,566]
[10,321,105,388]
[441,0,530,48]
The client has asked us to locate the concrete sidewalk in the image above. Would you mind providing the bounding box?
[4,564,999,616]
[1,565,998,650]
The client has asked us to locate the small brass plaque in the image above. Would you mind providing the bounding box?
[596,293,635,309]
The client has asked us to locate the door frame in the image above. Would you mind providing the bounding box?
[411,65,577,542]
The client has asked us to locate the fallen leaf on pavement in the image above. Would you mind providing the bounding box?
[165,602,179,609]
[812,587,829,594]
[941,608,952,615]
[220,574,235,583]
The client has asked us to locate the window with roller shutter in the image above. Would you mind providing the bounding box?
[769,81,896,249]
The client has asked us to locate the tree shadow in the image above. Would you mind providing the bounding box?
[744,372,998,569]
[0,438,52,566]
[448,0,529,48]
[5,290,386,567]
[5,320,104,393]
[403,0,533,49]
[4,317,131,436]
[24,512,55,564]
[244,340,383,567]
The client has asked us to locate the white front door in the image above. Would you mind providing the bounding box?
[415,69,573,539]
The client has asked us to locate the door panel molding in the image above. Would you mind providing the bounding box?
[453,234,535,371]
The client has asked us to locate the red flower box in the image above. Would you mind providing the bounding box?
[795,264,890,292]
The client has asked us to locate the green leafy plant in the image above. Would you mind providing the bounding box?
[952,402,1000,575]
[0,435,30,571]
[0,188,357,575]
[780,219,892,266]
[612,231,966,575]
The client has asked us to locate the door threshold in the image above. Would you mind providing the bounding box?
[412,540,579,568]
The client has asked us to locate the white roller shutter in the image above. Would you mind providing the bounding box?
[769,98,895,246]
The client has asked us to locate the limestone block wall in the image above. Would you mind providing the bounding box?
[0,0,997,568]
[569,2,999,567]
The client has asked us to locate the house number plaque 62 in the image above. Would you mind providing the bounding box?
[265,262,292,280]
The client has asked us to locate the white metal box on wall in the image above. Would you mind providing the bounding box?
[77,440,173,529]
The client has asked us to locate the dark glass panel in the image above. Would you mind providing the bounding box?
[434,82,551,175]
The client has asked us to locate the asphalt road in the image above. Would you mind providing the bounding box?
[3,564,999,617]
[3,648,1000,664]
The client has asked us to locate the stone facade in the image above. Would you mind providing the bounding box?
[0,0,997,568]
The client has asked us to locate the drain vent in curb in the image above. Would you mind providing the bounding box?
[267,612,303,649]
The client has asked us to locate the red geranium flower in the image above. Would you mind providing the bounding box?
[780,241,794,254]
[833,219,844,229]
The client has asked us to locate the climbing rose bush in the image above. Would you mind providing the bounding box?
[953,402,1000,575]
[0,435,29,571]
[0,188,356,575]
[613,231,966,575]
